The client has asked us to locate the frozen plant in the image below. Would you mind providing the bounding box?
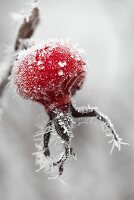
[10,39,128,177]
[0,1,128,178]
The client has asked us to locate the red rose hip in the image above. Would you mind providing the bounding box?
[12,40,87,111]
[11,39,126,177]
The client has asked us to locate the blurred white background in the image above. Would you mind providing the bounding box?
[0,0,134,200]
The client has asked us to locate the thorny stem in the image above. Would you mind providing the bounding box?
[34,104,128,177]
[0,5,40,97]
[70,104,129,154]
[70,104,118,140]
[34,106,76,176]
[49,106,75,176]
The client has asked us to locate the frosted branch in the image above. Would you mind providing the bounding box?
[71,104,129,154]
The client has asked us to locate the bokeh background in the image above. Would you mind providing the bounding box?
[0,0,134,199]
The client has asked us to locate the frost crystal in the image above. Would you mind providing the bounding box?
[109,137,129,155]
[58,70,64,76]
[58,61,67,67]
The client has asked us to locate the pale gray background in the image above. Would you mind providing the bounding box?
[0,0,133,200]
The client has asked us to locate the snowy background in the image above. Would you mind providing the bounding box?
[0,0,134,200]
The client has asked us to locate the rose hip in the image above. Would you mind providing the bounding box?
[12,40,86,111]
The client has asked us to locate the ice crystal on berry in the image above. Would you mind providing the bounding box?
[58,61,67,67]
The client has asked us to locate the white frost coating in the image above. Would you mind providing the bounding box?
[11,38,86,88]
[58,70,64,76]
[58,61,67,67]
[38,66,45,70]
[25,0,39,22]
[109,137,129,155]
[33,121,55,174]
[37,61,43,65]
[95,108,129,154]
[33,120,60,175]
[76,105,129,154]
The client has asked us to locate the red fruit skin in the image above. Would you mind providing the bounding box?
[12,40,87,111]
